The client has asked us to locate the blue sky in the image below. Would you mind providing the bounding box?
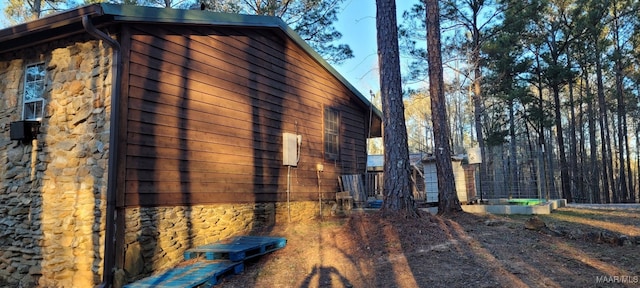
[0,1,8,28]
[334,0,420,96]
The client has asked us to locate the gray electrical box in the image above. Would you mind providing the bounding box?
[283,132,300,166]
[468,146,482,164]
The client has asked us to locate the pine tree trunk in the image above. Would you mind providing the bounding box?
[624,115,633,202]
[545,131,558,199]
[375,0,416,214]
[612,7,628,203]
[552,85,572,202]
[567,52,578,202]
[426,0,461,214]
[585,72,600,203]
[636,122,640,202]
[535,52,548,201]
[508,99,519,197]
[595,39,612,203]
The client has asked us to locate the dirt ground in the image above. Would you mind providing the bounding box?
[220,206,640,288]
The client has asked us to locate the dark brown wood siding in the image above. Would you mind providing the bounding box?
[121,24,368,207]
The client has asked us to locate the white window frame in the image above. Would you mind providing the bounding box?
[22,62,46,121]
[324,107,340,160]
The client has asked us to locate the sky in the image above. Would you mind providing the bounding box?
[334,0,421,97]
[0,1,7,28]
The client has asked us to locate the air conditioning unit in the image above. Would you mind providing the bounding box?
[10,121,40,142]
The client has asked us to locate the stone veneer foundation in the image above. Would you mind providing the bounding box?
[118,201,328,286]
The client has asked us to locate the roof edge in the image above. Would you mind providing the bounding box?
[0,4,104,43]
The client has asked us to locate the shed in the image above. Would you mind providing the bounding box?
[366,154,427,201]
[0,4,381,287]
[423,155,477,204]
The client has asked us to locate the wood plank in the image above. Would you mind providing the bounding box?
[125,112,283,142]
[126,169,283,182]
[126,144,255,162]
[122,24,368,207]
[126,134,275,157]
[127,86,321,126]
[124,154,325,177]
[124,169,339,191]
[125,191,324,206]
[158,25,343,97]
[124,177,321,194]
[190,26,354,101]
[129,25,356,109]
[128,36,321,105]
[125,119,282,146]
[126,85,323,141]
[126,64,320,124]
[127,53,326,116]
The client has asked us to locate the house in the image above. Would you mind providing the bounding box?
[0,4,382,287]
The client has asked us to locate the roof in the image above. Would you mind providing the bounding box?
[422,155,466,162]
[367,153,428,168]
[0,3,382,136]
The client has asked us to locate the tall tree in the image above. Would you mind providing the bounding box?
[539,0,576,203]
[441,0,502,200]
[590,0,615,203]
[375,0,416,215]
[483,8,532,199]
[609,0,638,202]
[400,0,502,198]
[4,0,68,23]
[426,0,461,214]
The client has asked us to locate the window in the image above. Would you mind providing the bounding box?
[324,108,340,160]
[23,63,46,120]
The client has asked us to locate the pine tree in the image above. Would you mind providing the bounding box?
[375,0,416,215]
[426,0,461,214]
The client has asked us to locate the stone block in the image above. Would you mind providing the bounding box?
[29,265,42,275]
[7,207,28,216]
[124,242,144,277]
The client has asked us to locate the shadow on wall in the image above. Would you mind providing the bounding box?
[1,141,43,286]
[125,25,195,281]
[0,59,44,286]
[248,30,286,232]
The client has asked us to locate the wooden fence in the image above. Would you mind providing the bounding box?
[339,173,383,206]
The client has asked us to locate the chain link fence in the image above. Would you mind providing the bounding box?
[475,145,561,201]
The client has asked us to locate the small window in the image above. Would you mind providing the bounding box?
[23,63,46,120]
[324,108,340,160]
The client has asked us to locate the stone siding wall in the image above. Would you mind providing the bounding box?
[119,201,329,285]
[0,37,111,287]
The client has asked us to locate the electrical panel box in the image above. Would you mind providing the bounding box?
[468,146,482,164]
[283,132,300,166]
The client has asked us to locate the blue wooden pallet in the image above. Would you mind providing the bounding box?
[123,260,244,288]
[184,236,287,262]
[368,199,383,208]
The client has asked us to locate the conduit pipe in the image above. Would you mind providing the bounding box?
[82,15,122,288]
